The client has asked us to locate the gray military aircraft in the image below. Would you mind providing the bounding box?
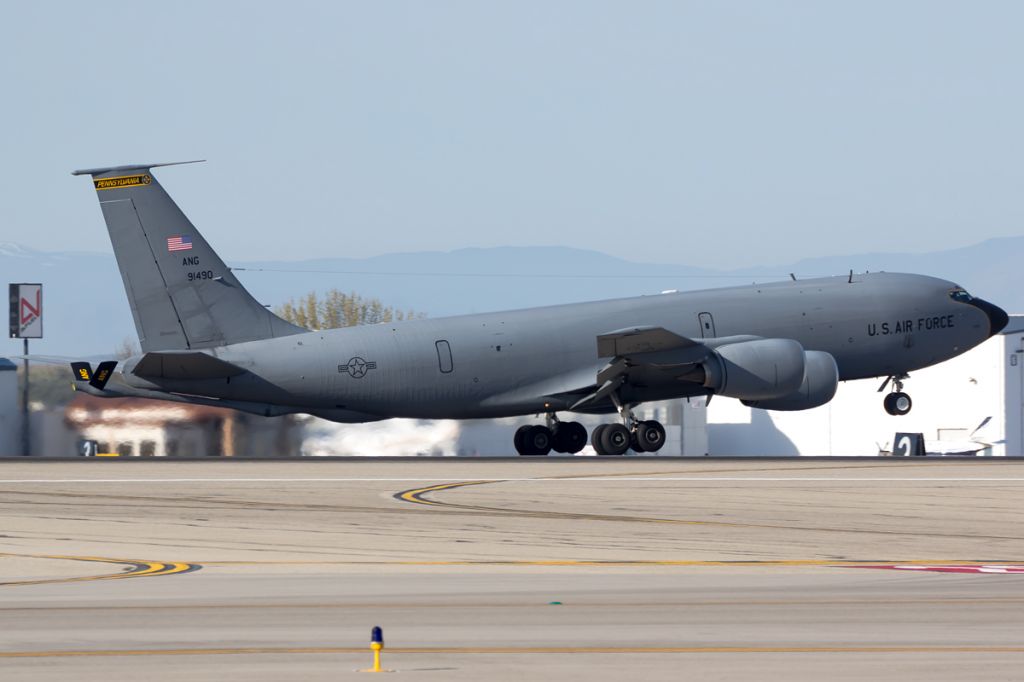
[66,161,1008,455]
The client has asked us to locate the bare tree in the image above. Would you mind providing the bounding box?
[275,291,422,330]
[18,365,75,407]
[115,337,139,359]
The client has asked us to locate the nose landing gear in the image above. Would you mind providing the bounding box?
[879,374,913,416]
[884,391,912,416]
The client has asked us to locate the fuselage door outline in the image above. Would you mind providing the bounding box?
[698,312,716,338]
[436,339,454,374]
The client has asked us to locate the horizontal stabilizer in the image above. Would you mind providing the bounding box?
[90,360,117,390]
[6,354,98,365]
[74,382,383,423]
[597,326,699,358]
[71,160,205,176]
[132,352,245,380]
[71,362,92,382]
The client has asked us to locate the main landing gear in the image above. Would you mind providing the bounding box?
[879,374,913,416]
[591,397,666,456]
[590,419,666,456]
[514,405,668,457]
[513,414,588,456]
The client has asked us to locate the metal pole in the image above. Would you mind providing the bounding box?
[21,338,29,457]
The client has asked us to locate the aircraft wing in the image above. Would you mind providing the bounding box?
[131,352,246,380]
[480,327,710,410]
[570,327,748,410]
[596,326,702,357]
[480,363,603,410]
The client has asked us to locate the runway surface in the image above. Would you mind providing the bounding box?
[1,458,1023,680]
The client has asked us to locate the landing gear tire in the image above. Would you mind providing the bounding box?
[635,420,666,452]
[591,424,609,455]
[552,421,587,454]
[515,425,552,456]
[514,425,531,455]
[599,423,631,456]
[884,392,912,416]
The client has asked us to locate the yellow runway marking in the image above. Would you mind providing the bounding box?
[396,479,496,505]
[200,558,1021,567]
[0,553,199,587]
[392,479,867,527]
[392,479,1024,542]
[4,645,1024,658]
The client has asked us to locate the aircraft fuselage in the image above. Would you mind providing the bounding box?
[122,271,999,421]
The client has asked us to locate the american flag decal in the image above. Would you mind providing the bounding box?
[167,235,193,252]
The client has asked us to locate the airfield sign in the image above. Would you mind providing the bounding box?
[9,283,43,339]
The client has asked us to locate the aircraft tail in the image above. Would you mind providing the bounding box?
[73,162,304,352]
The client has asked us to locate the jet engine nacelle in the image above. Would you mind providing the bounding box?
[742,350,839,411]
[702,338,807,401]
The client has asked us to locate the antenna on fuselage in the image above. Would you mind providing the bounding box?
[789,273,796,281]
[848,269,853,283]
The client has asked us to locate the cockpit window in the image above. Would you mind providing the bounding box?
[949,287,973,303]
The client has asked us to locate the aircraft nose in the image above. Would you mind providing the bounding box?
[969,298,1009,337]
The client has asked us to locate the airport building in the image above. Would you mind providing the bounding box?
[61,394,300,457]
[0,359,19,456]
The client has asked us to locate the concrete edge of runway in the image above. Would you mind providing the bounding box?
[0,456,1015,463]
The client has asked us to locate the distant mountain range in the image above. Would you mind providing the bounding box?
[2,237,1020,357]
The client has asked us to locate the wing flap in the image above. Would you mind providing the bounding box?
[569,326,714,409]
[596,326,700,358]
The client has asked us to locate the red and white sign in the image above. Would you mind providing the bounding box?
[9,283,42,339]
[855,564,1024,574]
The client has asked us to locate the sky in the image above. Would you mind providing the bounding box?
[0,1,1021,268]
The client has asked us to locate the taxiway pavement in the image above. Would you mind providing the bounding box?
[1,458,1023,680]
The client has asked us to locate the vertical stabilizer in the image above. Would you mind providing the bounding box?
[73,162,304,351]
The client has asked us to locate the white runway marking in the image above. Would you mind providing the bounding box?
[0,477,1023,484]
